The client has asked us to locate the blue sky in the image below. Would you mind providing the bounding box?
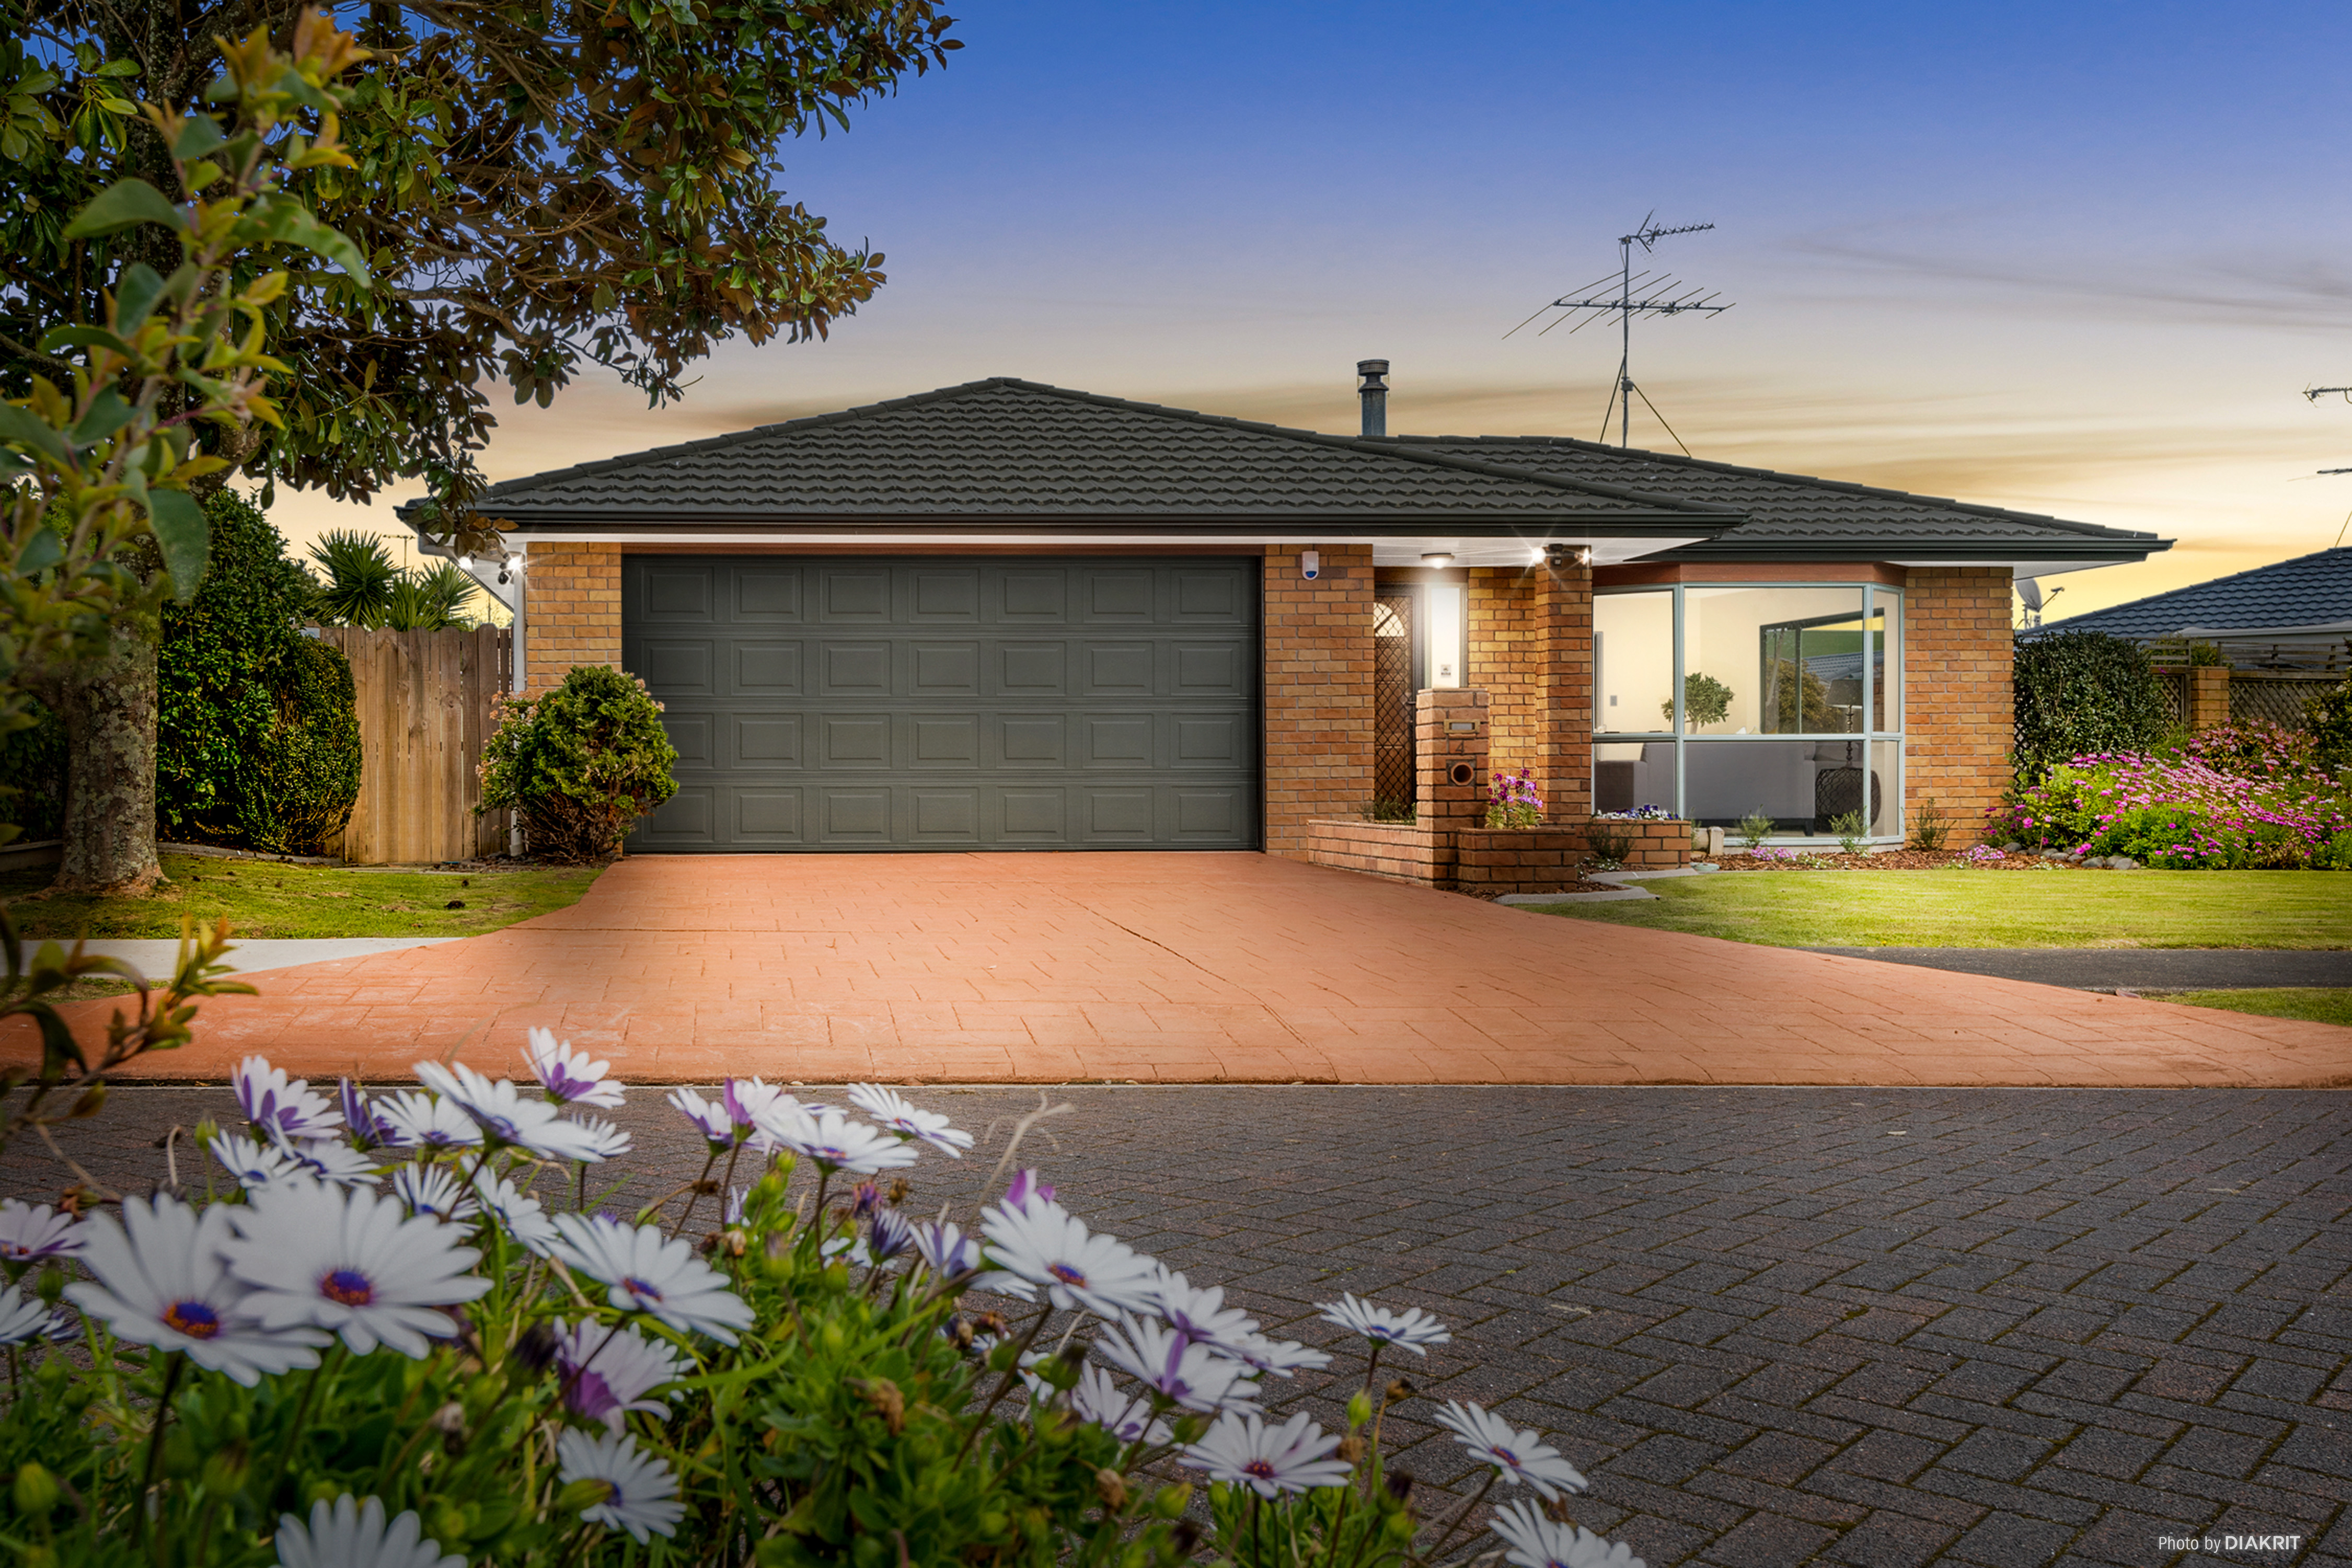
[305,1,2352,615]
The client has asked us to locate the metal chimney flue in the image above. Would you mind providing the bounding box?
[1356,359,1390,439]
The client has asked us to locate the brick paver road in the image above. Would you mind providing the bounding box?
[13,1085,2347,1567]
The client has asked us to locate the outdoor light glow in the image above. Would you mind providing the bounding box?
[1421,551,1454,567]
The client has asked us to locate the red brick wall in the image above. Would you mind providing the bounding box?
[522,543,622,693]
[1468,561,1591,821]
[1904,567,2013,844]
[1262,546,1373,858]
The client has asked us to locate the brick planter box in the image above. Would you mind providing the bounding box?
[1309,815,1692,893]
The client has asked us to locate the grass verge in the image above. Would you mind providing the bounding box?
[2160,988,2352,1027]
[3,854,602,940]
[1529,869,2352,948]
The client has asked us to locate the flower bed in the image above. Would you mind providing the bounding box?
[0,1029,1643,1566]
[1988,723,2352,870]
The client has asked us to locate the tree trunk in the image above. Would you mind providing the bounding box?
[48,626,165,896]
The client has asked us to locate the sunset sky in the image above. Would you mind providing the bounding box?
[286,1,2352,619]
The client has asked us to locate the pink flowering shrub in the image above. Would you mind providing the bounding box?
[1485,766,1544,829]
[1990,722,2352,869]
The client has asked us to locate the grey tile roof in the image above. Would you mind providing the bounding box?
[2033,546,2352,638]
[1394,435,2168,561]
[431,379,1733,528]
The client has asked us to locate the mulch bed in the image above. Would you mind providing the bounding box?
[1710,848,2091,872]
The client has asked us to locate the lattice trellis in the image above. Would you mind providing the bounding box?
[2230,673,2336,731]
[1373,594,1416,811]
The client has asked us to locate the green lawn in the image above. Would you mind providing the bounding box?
[3,854,602,940]
[1530,869,2352,949]
[2162,988,2352,1026]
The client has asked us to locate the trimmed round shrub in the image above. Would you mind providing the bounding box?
[157,491,361,854]
[2011,630,2172,784]
[478,664,678,860]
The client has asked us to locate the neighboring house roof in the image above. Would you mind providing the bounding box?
[403,378,1736,539]
[2030,546,2352,640]
[1393,435,2167,568]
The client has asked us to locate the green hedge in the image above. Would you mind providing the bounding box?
[2011,629,2173,784]
[158,492,361,854]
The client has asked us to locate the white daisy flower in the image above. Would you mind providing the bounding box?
[210,1132,305,1191]
[391,1164,478,1224]
[555,1428,684,1543]
[0,1198,82,1263]
[567,1114,632,1162]
[233,1056,344,1142]
[524,1028,625,1109]
[277,1135,383,1190]
[912,1219,984,1281]
[1097,1315,1260,1413]
[65,1195,324,1386]
[1154,1267,1260,1355]
[1490,1500,1645,1568]
[1069,1363,1173,1445]
[556,1319,688,1432]
[0,1285,58,1346]
[979,1199,1159,1318]
[753,1104,919,1177]
[720,1076,792,1132]
[274,1492,464,1568]
[470,1173,561,1256]
[376,1091,483,1150]
[338,1081,400,1150]
[1180,1409,1355,1497]
[1227,1332,1332,1377]
[413,1061,608,1162]
[667,1087,734,1151]
[223,1181,489,1358]
[548,1214,754,1344]
[1432,1401,1588,1501]
[1317,1293,1451,1355]
[846,1084,973,1156]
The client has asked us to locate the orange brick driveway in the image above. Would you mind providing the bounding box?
[28,854,2352,1087]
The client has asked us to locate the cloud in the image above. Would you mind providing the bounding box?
[1780,222,2352,332]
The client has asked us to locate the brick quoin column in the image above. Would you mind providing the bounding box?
[1536,557,1593,821]
[1416,688,1489,884]
[1904,566,2013,845]
[522,543,622,692]
[1261,545,1373,859]
[1470,562,1591,821]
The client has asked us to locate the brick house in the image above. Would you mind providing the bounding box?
[407,371,2167,861]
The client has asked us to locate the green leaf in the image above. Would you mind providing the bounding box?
[16,527,61,575]
[246,194,372,288]
[62,178,183,239]
[37,324,137,359]
[114,261,167,328]
[68,388,135,446]
[145,488,209,602]
[169,114,225,160]
[0,403,70,466]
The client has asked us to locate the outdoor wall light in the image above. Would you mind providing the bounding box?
[1422,551,1455,567]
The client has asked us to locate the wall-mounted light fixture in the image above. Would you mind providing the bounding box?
[1544,544,1594,569]
[1421,551,1454,568]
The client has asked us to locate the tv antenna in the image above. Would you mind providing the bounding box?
[1506,213,1733,452]
[2305,385,2352,476]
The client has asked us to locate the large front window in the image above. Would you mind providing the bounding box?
[1594,584,1903,839]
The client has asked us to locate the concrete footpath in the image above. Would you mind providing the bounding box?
[14,937,459,977]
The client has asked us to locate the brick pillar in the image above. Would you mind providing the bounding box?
[2189,666,2230,730]
[1468,567,1538,776]
[1904,567,2013,845]
[1536,557,1593,821]
[1262,545,1373,859]
[1416,688,1489,885]
[522,543,622,692]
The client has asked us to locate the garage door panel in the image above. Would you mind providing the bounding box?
[734,567,803,622]
[733,643,803,695]
[818,714,891,767]
[910,641,981,696]
[625,557,1257,852]
[734,714,800,767]
[821,642,892,696]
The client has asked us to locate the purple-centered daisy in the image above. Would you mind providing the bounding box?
[1180,1410,1355,1497]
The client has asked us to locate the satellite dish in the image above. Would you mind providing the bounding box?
[2016,578,2044,612]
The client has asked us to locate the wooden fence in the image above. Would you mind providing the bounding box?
[318,627,511,864]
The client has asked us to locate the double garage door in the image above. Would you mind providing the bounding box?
[622,556,1261,851]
